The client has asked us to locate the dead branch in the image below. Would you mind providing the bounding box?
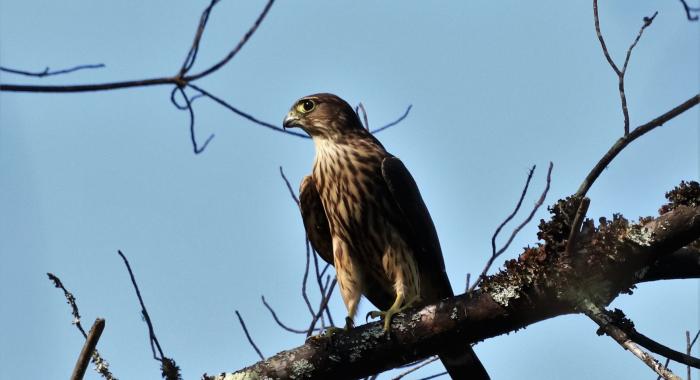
[117,250,181,380]
[469,162,553,293]
[206,198,700,380]
[575,94,699,198]
[593,0,657,135]
[679,0,700,21]
[71,318,106,380]
[235,311,265,360]
[47,273,117,380]
[581,302,680,380]
[0,64,104,77]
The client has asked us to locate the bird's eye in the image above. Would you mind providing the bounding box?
[299,99,315,113]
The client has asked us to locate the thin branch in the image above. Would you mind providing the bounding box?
[371,105,413,134]
[179,0,221,75]
[391,356,440,379]
[261,296,310,334]
[0,76,176,93]
[187,83,309,138]
[47,273,87,336]
[687,331,692,380]
[576,94,699,198]
[306,278,337,337]
[71,318,106,380]
[117,250,165,361]
[356,102,370,131]
[469,162,553,293]
[176,87,214,154]
[679,0,700,21]
[416,372,448,380]
[593,0,657,135]
[582,302,681,380]
[0,63,105,78]
[184,0,275,81]
[565,197,591,254]
[235,310,265,360]
[118,250,183,380]
[279,166,300,206]
[47,273,117,380]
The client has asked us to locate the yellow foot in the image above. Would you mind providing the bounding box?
[305,316,354,344]
[366,295,420,332]
[305,326,342,344]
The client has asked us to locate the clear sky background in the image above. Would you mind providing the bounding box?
[1,1,698,379]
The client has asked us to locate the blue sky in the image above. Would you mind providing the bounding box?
[1,1,698,379]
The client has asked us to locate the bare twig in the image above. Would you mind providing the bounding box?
[261,296,310,334]
[179,0,221,75]
[47,273,87,336]
[469,162,553,293]
[235,310,265,360]
[679,0,700,21]
[117,251,181,380]
[187,83,308,138]
[594,0,657,135]
[185,0,275,81]
[279,166,300,206]
[356,103,370,131]
[582,301,681,380]
[370,105,413,134]
[117,251,164,360]
[688,331,692,380]
[176,87,214,154]
[47,273,117,380]
[391,356,440,379]
[565,197,591,254]
[576,94,699,198]
[71,318,106,380]
[306,277,337,337]
[0,64,105,78]
[416,372,448,380]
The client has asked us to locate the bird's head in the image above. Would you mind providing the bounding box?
[283,93,365,139]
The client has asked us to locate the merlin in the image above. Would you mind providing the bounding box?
[284,93,489,379]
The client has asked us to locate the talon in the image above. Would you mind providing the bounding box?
[305,326,343,344]
[344,316,355,331]
[366,310,383,322]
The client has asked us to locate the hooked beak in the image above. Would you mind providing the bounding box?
[283,111,301,130]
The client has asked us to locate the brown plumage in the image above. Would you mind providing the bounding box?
[285,93,489,380]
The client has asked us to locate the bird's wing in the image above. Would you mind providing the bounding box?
[381,156,454,298]
[299,175,334,265]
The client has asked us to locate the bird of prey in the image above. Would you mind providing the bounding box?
[284,93,489,380]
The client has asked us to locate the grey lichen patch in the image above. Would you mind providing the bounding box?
[450,307,459,320]
[627,225,653,247]
[289,359,314,379]
[487,282,521,307]
[219,369,268,380]
[349,325,385,362]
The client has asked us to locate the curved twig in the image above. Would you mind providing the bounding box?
[575,94,699,198]
[0,63,105,78]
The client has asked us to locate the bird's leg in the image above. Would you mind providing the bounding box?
[367,291,420,332]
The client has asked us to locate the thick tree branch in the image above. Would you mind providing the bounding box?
[206,202,700,380]
[637,246,700,282]
[581,302,680,380]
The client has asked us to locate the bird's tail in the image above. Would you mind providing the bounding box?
[438,345,490,380]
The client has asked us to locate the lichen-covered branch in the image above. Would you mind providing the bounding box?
[205,183,700,380]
